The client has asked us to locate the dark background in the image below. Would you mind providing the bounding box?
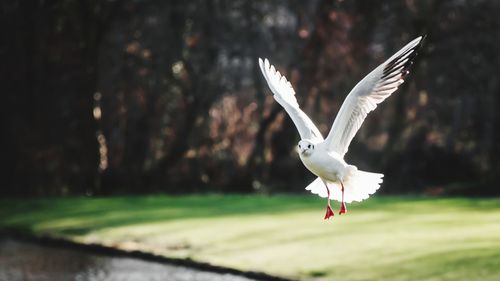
[2,0,499,197]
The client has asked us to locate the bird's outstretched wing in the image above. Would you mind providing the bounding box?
[258,58,323,141]
[324,36,424,156]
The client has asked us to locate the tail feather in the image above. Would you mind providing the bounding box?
[305,170,383,203]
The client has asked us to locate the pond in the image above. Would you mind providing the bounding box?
[0,237,259,281]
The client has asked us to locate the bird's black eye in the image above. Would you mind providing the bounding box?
[308,144,311,149]
[299,144,301,148]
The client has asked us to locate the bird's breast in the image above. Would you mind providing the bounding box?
[299,151,347,182]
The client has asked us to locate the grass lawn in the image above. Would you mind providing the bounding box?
[1,195,499,281]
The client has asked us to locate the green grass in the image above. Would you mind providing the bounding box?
[1,195,500,280]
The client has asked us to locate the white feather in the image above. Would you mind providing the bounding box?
[306,170,384,203]
[324,36,423,157]
[258,58,323,141]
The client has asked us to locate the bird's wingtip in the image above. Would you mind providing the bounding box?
[258,57,264,68]
[264,58,270,70]
[409,36,423,46]
[414,35,427,47]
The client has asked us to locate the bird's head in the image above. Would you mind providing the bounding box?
[298,140,315,157]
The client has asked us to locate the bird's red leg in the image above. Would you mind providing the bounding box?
[339,181,347,215]
[324,183,334,220]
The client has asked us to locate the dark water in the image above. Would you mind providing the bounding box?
[0,238,258,281]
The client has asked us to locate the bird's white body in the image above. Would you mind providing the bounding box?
[298,138,383,204]
[258,36,423,213]
[299,141,347,183]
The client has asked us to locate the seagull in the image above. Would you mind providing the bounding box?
[258,36,423,219]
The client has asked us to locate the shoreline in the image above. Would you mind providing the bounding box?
[0,228,294,281]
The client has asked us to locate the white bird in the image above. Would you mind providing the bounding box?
[258,36,423,219]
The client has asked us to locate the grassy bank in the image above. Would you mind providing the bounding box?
[1,195,499,280]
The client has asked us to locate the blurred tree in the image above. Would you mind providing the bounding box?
[2,0,499,196]
[2,0,124,196]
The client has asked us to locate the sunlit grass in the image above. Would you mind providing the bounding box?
[1,195,499,280]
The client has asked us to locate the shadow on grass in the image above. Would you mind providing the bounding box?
[0,195,499,237]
